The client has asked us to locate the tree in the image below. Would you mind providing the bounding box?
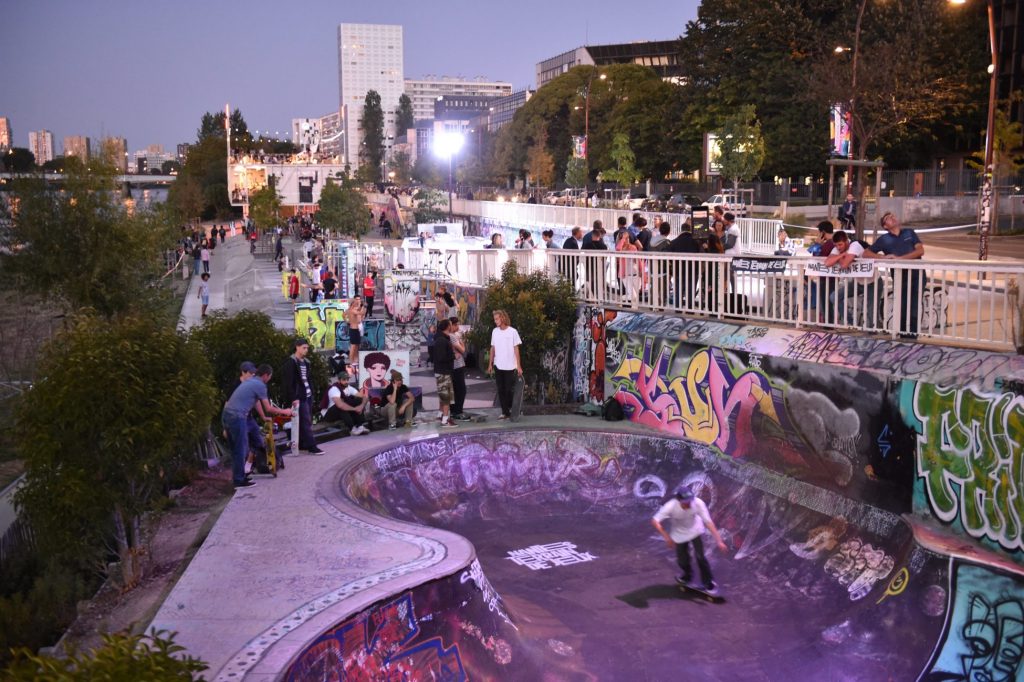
[390,150,413,185]
[564,155,588,189]
[0,161,179,318]
[41,157,65,172]
[395,93,415,136]
[359,90,385,180]
[466,261,577,402]
[197,108,250,145]
[13,315,218,586]
[601,132,641,186]
[188,310,329,412]
[527,124,555,187]
[317,178,370,239]
[169,116,234,220]
[161,160,181,175]
[715,104,766,192]
[2,147,35,172]
[247,185,281,230]
[5,629,208,680]
[412,188,447,223]
[412,154,444,187]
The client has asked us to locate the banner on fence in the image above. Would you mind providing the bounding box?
[730,257,790,274]
[805,260,875,278]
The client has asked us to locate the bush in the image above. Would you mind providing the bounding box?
[0,553,96,669]
[467,260,577,402]
[188,310,330,413]
[2,629,207,680]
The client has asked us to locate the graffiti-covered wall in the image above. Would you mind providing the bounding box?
[571,307,617,403]
[294,302,348,352]
[599,312,1024,563]
[284,563,534,681]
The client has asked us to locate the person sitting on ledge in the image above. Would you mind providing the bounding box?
[320,371,370,436]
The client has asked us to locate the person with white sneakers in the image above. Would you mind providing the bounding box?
[320,371,371,436]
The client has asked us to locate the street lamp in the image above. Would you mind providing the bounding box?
[950,0,997,260]
[434,131,465,221]
[581,71,607,164]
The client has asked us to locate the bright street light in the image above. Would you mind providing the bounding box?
[433,131,465,159]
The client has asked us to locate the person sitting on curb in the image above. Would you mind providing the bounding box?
[320,371,370,435]
[385,370,416,428]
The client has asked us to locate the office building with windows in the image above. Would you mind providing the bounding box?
[404,77,512,123]
[338,23,404,170]
[28,130,55,165]
[63,136,91,162]
[536,40,683,89]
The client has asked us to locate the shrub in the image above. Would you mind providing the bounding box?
[3,629,207,680]
[467,260,577,402]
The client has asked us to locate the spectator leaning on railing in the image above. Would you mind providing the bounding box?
[863,212,925,338]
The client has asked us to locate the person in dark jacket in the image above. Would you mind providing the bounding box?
[433,319,458,428]
[278,337,324,455]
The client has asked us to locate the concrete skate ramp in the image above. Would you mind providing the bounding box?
[277,428,1024,682]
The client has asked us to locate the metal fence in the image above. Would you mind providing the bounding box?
[380,240,1024,351]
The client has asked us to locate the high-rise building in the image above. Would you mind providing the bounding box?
[536,40,683,89]
[177,143,192,163]
[338,23,404,170]
[28,130,55,165]
[318,109,344,160]
[63,135,91,162]
[98,136,128,172]
[0,117,12,150]
[404,77,513,123]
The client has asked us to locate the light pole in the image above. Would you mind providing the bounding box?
[950,0,997,260]
[434,131,465,222]
[578,70,606,197]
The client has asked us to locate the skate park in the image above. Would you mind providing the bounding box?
[154,211,1024,681]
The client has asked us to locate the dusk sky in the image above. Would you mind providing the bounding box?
[1,0,701,155]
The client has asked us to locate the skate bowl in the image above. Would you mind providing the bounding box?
[281,428,1024,681]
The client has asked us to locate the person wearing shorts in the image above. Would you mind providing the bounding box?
[433,319,457,427]
[198,272,211,318]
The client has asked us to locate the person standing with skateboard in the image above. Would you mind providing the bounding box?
[652,488,727,593]
[487,309,522,421]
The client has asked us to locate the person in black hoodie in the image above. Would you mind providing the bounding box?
[279,338,324,455]
[433,319,458,428]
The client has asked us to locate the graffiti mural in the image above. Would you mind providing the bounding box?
[541,344,572,402]
[283,565,533,682]
[386,324,422,351]
[905,382,1024,560]
[336,319,386,354]
[921,562,1024,682]
[359,349,411,391]
[571,307,616,402]
[294,301,348,351]
[384,274,422,324]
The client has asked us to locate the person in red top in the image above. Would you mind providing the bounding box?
[363,271,376,317]
[288,268,300,302]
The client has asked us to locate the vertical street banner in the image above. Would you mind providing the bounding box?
[830,104,851,158]
[572,135,588,160]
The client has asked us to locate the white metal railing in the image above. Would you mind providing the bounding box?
[451,198,691,232]
[349,236,1024,350]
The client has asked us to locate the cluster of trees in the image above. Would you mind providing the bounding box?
[357,92,416,184]
[168,109,297,223]
[453,0,989,190]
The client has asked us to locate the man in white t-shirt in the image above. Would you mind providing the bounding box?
[826,230,876,326]
[652,487,727,591]
[722,212,742,256]
[321,372,370,435]
[487,309,522,421]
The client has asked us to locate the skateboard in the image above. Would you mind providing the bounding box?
[678,581,725,603]
[262,420,278,477]
[289,402,300,458]
[510,375,525,422]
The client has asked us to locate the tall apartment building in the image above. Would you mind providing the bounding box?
[404,77,513,123]
[0,117,12,150]
[63,135,91,162]
[338,23,404,170]
[177,143,192,163]
[28,130,55,165]
[98,136,128,172]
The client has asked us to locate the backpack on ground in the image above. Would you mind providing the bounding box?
[602,396,624,421]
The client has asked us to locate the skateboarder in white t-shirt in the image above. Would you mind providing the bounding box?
[652,487,727,591]
[487,309,522,420]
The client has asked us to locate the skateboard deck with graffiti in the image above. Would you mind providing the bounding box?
[262,420,278,477]
[678,581,725,603]
[510,375,525,422]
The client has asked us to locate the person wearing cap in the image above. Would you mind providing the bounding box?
[222,363,292,487]
[385,370,416,428]
[279,338,324,455]
[652,488,728,591]
[321,372,370,435]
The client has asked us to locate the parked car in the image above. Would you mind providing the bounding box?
[666,193,703,213]
[640,193,670,212]
[702,193,749,217]
[622,191,648,211]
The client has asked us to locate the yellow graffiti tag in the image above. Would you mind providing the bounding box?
[875,567,909,605]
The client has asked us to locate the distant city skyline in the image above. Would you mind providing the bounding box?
[0,0,699,153]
